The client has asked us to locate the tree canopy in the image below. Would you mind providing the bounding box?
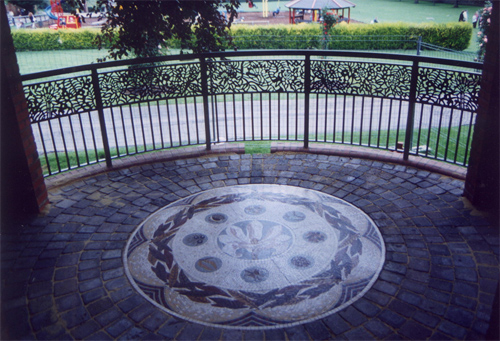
[8,0,46,13]
[70,0,240,59]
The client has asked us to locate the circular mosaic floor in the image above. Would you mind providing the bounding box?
[124,185,386,329]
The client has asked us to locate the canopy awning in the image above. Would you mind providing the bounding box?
[285,0,356,10]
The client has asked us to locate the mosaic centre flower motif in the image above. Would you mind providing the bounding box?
[217,220,293,260]
[125,185,385,329]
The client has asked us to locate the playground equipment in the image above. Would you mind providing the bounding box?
[45,6,58,20]
[50,0,63,18]
[50,15,81,29]
[47,0,82,29]
[262,0,269,17]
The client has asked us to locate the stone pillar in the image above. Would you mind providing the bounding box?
[1,5,48,226]
[464,1,499,215]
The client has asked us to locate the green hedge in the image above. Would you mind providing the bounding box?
[12,22,472,52]
[230,24,323,49]
[230,22,472,51]
[12,28,105,51]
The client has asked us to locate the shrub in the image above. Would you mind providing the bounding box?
[12,28,105,51]
[230,24,323,50]
[12,22,472,52]
[228,22,472,51]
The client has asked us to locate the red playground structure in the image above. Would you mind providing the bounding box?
[48,0,81,29]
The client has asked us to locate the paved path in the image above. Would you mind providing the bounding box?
[1,152,498,340]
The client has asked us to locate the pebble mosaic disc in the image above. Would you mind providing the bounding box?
[124,185,385,329]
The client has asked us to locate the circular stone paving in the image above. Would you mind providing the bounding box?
[124,184,386,329]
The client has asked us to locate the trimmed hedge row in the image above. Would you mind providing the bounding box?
[11,28,105,51]
[230,22,472,51]
[12,22,472,52]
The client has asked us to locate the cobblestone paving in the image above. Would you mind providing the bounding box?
[1,153,499,340]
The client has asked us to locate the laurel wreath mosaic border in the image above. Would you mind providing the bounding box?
[124,185,386,329]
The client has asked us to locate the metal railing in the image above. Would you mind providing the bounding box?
[20,50,482,176]
[419,41,480,62]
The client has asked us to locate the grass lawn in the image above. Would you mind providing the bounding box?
[243,0,484,24]
[314,124,473,165]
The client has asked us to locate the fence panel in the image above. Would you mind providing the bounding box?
[21,51,482,176]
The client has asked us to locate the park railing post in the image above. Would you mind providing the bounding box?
[200,57,212,151]
[304,54,311,149]
[417,36,422,56]
[404,60,419,161]
[91,68,112,168]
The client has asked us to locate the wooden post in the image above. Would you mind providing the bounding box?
[464,1,499,214]
[1,4,48,224]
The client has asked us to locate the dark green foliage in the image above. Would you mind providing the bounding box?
[11,29,105,51]
[89,0,240,59]
[230,24,323,50]
[8,0,46,13]
[11,21,472,52]
[477,1,492,59]
[230,22,472,51]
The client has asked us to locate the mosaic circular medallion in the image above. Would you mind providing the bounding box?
[124,185,385,329]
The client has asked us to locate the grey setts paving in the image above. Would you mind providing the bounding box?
[1,153,498,340]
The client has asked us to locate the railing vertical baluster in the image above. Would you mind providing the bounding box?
[47,119,60,173]
[404,60,419,160]
[417,36,422,56]
[166,100,174,148]
[68,116,80,167]
[37,122,51,175]
[232,94,237,141]
[157,101,165,149]
[315,93,319,141]
[184,98,192,145]
[386,99,394,149]
[268,93,272,140]
[174,99,182,146]
[91,69,112,168]
[377,98,384,148]
[119,106,129,155]
[193,97,200,145]
[147,102,155,149]
[324,94,329,142]
[425,105,435,158]
[277,94,281,140]
[223,95,229,143]
[78,114,90,164]
[304,54,311,148]
[200,57,212,150]
[57,116,70,169]
[109,107,119,155]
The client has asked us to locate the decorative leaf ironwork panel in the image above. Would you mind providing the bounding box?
[25,76,95,123]
[310,61,412,99]
[417,68,481,112]
[208,60,305,94]
[99,63,202,107]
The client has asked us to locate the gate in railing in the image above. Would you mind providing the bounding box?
[21,50,482,176]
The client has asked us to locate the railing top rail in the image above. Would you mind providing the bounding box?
[20,49,483,82]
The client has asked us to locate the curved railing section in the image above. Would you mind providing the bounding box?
[21,50,482,176]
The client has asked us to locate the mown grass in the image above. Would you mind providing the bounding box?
[40,124,471,175]
[245,141,272,154]
[314,124,473,164]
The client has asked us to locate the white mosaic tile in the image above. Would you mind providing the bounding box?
[124,184,386,329]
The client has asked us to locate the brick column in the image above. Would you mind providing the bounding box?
[464,1,499,215]
[1,5,48,225]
